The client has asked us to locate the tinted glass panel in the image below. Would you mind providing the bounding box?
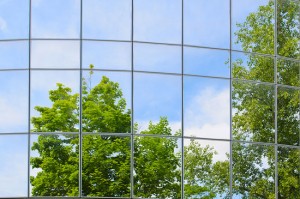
[184,76,230,139]
[184,0,230,48]
[232,81,275,143]
[277,58,300,87]
[0,41,28,69]
[134,43,181,73]
[134,0,182,44]
[134,73,182,135]
[31,0,80,38]
[83,0,131,40]
[184,47,230,77]
[0,71,28,133]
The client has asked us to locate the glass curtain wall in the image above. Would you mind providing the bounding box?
[0,0,299,198]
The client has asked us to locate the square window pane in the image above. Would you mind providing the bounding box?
[82,134,131,197]
[82,71,131,133]
[277,58,300,87]
[0,135,28,197]
[134,43,181,73]
[232,143,275,198]
[0,71,28,133]
[134,0,182,44]
[82,41,131,70]
[277,86,300,146]
[232,52,274,83]
[0,0,29,39]
[134,73,182,135]
[184,0,230,48]
[31,0,80,38]
[31,70,80,133]
[134,136,181,198]
[232,81,275,143]
[184,139,230,198]
[278,147,300,198]
[83,0,131,40]
[184,47,230,77]
[184,76,230,139]
[31,40,80,68]
[232,0,275,54]
[277,0,300,59]
[30,133,79,196]
[0,41,28,69]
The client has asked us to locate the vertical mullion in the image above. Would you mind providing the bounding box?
[79,0,83,197]
[130,0,134,198]
[229,0,233,198]
[181,0,184,199]
[274,0,278,198]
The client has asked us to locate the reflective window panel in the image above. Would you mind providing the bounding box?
[82,134,131,197]
[184,76,230,139]
[83,0,131,40]
[0,41,28,69]
[0,135,28,197]
[30,134,79,196]
[31,40,80,69]
[184,139,230,198]
[134,43,181,73]
[0,71,28,133]
[278,147,300,198]
[31,0,80,39]
[277,0,300,59]
[82,71,131,134]
[0,0,29,39]
[30,70,80,133]
[184,47,230,78]
[232,0,275,55]
[82,41,131,70]
[184,0,230,49]
[232,52,274,83]
[277,86,300,146]
[134,73,182,135]
[134,0,182,44]
[134,136,181,198]
[277,58,300,87]
[232,143,275,198]
[232,81,275,143]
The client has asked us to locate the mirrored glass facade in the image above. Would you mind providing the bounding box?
[0,0,299,198]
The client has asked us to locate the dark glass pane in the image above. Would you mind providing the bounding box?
[184,139,230,198]
[134,136,181,198]
[232,143,275,198]
[232,81,275,143]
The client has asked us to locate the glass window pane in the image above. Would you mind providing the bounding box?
[277,86,300,146]
[184,76,230,139]
[184,0,230,48]
[184,47,230,77]
[278,147,300,198]
[0,135,28,197]
[30,134,79,196]
[134,0,182,44]
[134,136,181,198]
[232,143,275,198]
[232,81,275,143]
[232,0,275,54]
[232,52,274,83]
[184,139,230,198]
[0,71,28,133]
[134,43,181,73]
[31,40,80,68]
[277,58,300,87]
[31,70,80,133]
[134,73,182,135]
[83,0,131,40]
[31,0,80,38]
[0,41,28,69]
[0,0,29,39]
[82,71,131,133]
[82,41,131,70]
[277,0,300,59]
[82,134,131,197]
